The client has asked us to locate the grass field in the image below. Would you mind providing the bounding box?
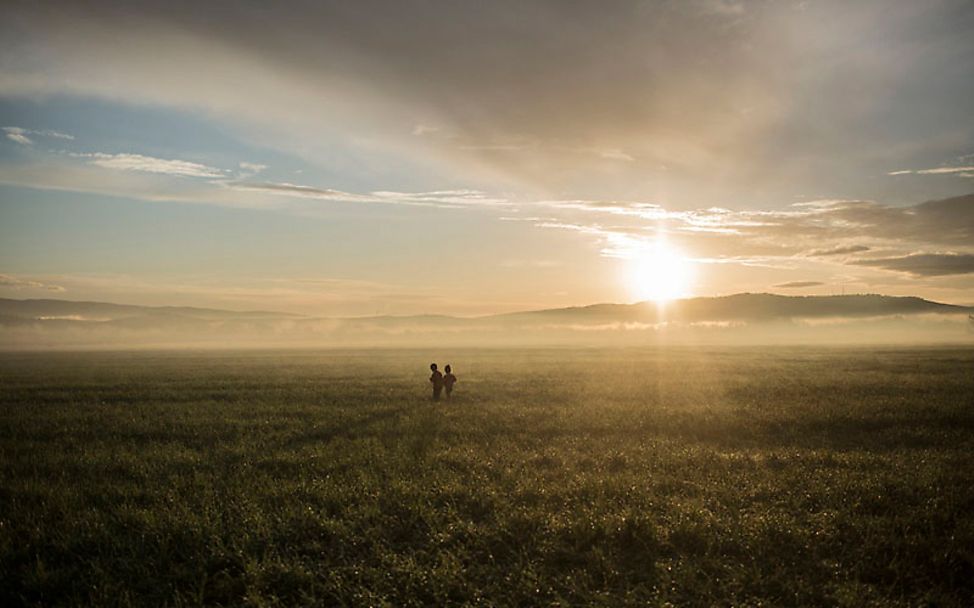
[1,347,973,606]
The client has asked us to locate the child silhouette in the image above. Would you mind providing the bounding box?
[429,363,444,401]
[443,365,457,400]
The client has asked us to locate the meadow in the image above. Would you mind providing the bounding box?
[1,347,972,606]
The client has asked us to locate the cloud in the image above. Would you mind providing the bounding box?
[225,181,376,203]
[526,193,974,282]
[79,153,225,178]
[4,128,31,145]
[773,281,825,288]
[545,199,766,233]
[917,167,974,175]
[238,161,267,177]
[850,253,974,276]
[685,195,974,250]
[550,193,974,250]
[370,189,511,207]
[806,245,870,257]
[412,124,440,136]
[2,139,972,288]
[40,129,73,140]
[4,1,971,206]
[3,126,74,145]
[889,166,974,176]
[598,149,635,162]
[3,138,971,264]
[0,155,510,212]
[225,181,510,208]
[0,274,66,291]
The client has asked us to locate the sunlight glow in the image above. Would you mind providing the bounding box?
[627,241,694,303]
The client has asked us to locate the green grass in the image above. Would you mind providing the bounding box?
[1,347,972,606]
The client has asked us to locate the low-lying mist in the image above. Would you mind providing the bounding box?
[2,307,971,350]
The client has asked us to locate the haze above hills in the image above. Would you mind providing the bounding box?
[1,293,971,349]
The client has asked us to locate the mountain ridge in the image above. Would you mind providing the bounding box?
[2,293,971,348]
[1,292,970,325]
[0,298,299,321]
[491,293,971,323]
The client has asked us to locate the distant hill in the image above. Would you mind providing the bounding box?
[495,293,971,324]
[0,298,297,323]
[1,294,971,348]
[1,293,969,326]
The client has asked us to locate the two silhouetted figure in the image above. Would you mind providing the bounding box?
[429,363,457,401]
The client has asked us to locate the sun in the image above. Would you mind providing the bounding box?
[627,242,694,303]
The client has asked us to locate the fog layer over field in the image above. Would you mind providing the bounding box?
[1,294,972,349]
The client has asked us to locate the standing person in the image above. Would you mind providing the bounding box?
[429,363,444,401]
[443,365,457,400]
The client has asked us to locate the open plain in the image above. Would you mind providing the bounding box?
[1,347,973,606]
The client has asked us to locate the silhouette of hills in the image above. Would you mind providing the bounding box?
[1,293,969,327]
[0,298,296,324]
[492,293,971,324]
[1,293,971,348]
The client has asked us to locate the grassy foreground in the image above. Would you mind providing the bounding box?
[1,347,972,606]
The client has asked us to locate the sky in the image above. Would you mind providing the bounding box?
[1,0,973,315]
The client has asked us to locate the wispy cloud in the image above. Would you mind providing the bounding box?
[806,245,870,257]
[888,166,974,176]
[3,126,74,145]
[0,273,66,292]
[544,199,764,233]
[412,124,440,136]
[2,140,972,289]
[850,253,974,277]
[4,128,31,145]
[917,167,974,177]
[238,162,267,177]
[225,181,376,203]
[773,281,824,288]
[371,189,510,207]
[553,194,974,250]
[225,181,510,208]
[530,193,974,283]
[77,153,226,178]
[598,149,635,162]
[0,155,510,212]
